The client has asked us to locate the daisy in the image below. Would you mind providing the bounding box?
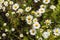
[12,3,19,11]
[26,20,32,25]
[38,8,45,13]
[3,23,7,26]
[19,34,24,37]
[44,19,51,25]
[5,13,9,17]
[43,0,50,4]
[11,28,15,32]
[4,1,8,7]
[35,11,42,17]
[42,31,50,39]
[40,5,46,9]
[9,1,14,5]
[33,22,41,29]
[25,7,32,12]
[33,18,38,23]
[2,33,6,37]
[17,8,23,13]
[5,29,8,32]
[30,29,36,35]
[26,15,33,21]
[2,6,6,11]
[53,28,60,36]
[50,5,56,10]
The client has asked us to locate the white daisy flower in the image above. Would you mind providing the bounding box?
[2,6,6,11]
[44,19,51,25]
[35,11,42,17]
[19,34,24,37]
[17,8,23,13]
[0,0,4,4]
[25,7,32,12]
[3,23,7,26]
[26,15,33,21]
[50,5,56,10]
[12,3,19,11]
[33,18,38,23]
[4,1,8,7]
[42,31,50,39]
[5,29,8,32]
[2,33,6,37]
[38,8,45,13]
[43,0,50,4]
[5,13,9,17]
[53,28,60,36]
[34,0,40,3]
[33,22,41,29]
[26,20,32,25]
[30,29,36,35]
[40,5,46,9]
[11,28,15,32]
[9,1,14,5]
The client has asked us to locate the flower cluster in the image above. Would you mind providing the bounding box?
[0,0,60,40]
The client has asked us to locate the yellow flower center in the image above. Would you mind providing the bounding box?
[45,20,51,24]
[41,10,43,12]
[14,6,17,8]
[45,0,48,2]
[27,7,30,10]
[28,17,31,20]
[34,20,37,22]
[32,30,35,33]
[35,24,38,27]
[56,29,58,33]
[37,13,39,15]
[42,6,45,8]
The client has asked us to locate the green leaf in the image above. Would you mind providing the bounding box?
[23,36,28,40]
